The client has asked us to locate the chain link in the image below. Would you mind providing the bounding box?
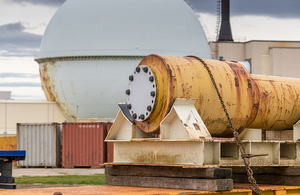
[188,56,262,195]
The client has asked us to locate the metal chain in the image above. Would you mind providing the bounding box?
[188,56,262,195]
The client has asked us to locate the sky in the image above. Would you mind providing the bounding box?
[0,0,300,100]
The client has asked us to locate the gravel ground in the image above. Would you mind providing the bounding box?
[0,185,202,195]
[12,168,105,177]
[16,184,86,189]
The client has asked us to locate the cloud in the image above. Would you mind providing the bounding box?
[0,82,41,87]
[9,0,66,7]
[0,73,39,78]
[186,0,300,19]
[0,22,42,57]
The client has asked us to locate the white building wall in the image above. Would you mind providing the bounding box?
[209,42,245,61]
[0,101,68,136]
[249,41,300,74]
[270,47,300,78]
[210,41,300,76]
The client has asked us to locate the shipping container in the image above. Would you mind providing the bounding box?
[17,123,61,167]
[106,122,114,163]
[62,122,110,168]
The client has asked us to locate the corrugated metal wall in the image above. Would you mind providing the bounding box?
[62,122,111,168]
[106,122,114,163]
[17,123,61,167]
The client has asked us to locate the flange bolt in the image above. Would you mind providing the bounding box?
[143,67,148,73]
[150,91,155,97]
[125,89,130,95]
[136,67,140,73]
[129,75,134,81]
[149,76,154,82]
[132,113,137,119]
[140,114,145,120]
[147,106,152,111]
[127,104,132,110]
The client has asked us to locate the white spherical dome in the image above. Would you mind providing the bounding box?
[35,0,210,121]
[36,0,210,59]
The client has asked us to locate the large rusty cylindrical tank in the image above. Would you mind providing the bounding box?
[125,54,300,137]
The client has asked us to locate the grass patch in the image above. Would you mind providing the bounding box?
[15,174,106,185]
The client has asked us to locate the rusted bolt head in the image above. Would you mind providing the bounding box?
[150,91,155,97]
[143,67,148,73]
[125,89,130,95]
[129,75,134,81]
[149,76,154,82]
[136,67,140,72]
[140,114,145,120]
[147,105,152,111]
[127,104,132,110]
[132,113,137,119]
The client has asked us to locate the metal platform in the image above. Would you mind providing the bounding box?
[0,150,26,161]
[106,99,300,167]
[0,150,26,189]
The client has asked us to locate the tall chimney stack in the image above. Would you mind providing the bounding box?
[218,0,233,42]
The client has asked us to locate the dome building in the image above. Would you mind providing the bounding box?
[35,0,210,121]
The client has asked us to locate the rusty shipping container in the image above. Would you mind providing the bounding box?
[106,122,114,163]
[17,123,62,167]
[62,122,112,168]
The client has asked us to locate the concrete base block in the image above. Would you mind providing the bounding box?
[105,165,233,191]
[231,166,300,186]
[105,165,232,179]
[105,174,233,191]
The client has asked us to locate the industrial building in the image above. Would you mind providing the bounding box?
[210,40,300,77]
[209,0,300,78]
[0,100,67,136]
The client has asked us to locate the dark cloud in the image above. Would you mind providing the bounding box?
[10,0,66,7]
[186,0,300,19]
[0,73,39,78]
[0,82,41,87]
[0,22,42,57]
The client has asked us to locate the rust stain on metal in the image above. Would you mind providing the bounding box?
[234,77,239,87]
[39,61,76,121]
[247,75,300,130]
[193,123,200,130]
[135,152,181,164]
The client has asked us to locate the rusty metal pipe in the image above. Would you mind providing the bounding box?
[127,54,300,137]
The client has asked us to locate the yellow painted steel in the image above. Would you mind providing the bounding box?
[136,55,253,136]
[247,75,300,130]
[0,136,17,150]
[134,55,300,137]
